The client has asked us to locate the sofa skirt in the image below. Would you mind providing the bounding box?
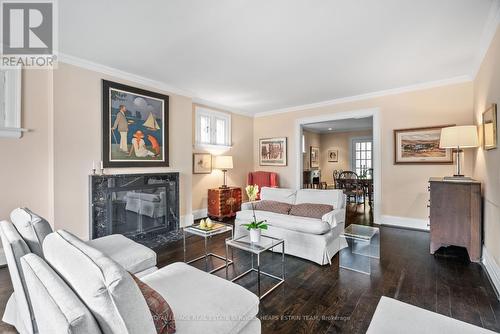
[234,220,347,265]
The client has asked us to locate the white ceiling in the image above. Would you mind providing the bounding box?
[59,0,498,115]
[303,117,373,134]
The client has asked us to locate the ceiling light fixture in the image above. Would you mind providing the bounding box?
[328,128,333,131]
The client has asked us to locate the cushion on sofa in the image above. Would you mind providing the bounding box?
[130,273,176,334]
[236,210,331,235]
[21,253,101,334]
[289,203,334,219]
[142,262,259,334]
[87,234,157,274]
[10,207,53,258]
[43,230,156,334]
[295,189,344,208]
[260,187,296,204]
[254,200,292,214]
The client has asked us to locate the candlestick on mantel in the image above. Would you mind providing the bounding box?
[92,161,96,175]
[100,161,104,175]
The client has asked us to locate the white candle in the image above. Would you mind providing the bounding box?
[100,161,103,170]
[92,161,95,170]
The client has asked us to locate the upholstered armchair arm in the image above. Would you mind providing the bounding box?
[240,201,259,211]
[322,208,345,228]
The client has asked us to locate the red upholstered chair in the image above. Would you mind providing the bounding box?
[247,171,279,199]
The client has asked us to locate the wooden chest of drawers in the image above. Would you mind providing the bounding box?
[208,187,242,220]
[429,177,482,262]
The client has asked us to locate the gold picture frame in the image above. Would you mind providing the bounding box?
[482,103,497,150]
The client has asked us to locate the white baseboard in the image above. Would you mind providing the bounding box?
[380,215,430,231]
[180,214,194,228]
[482,245,500,300]
[192,208,208,220]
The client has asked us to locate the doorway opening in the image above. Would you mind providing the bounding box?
[295,108,381,224]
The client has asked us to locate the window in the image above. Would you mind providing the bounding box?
[352,138,372,176]
[0,68,22,138]
[195,106,231,148]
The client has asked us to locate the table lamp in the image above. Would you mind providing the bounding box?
[439,125,479,179]
[214,155,233,188]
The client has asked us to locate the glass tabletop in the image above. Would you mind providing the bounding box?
[226,235,284,254]
[343,224,379,240]
[184,223,232,237]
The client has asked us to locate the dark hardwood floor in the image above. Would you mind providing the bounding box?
[1,204,499,333]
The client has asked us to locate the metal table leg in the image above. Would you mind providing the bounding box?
[257,253,261,298]
[183,229,186,262]
[204,236,208,272]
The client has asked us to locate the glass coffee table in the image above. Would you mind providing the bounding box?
[340,224,380,275]
[183,223,233,273]
[225,235,285,299]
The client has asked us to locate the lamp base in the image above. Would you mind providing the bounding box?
[444,175,473,181]
[219,185,228,189]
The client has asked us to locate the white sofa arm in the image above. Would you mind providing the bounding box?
[322,208,345,228]
[240,201,260,211]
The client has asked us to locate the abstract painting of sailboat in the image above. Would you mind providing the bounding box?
[143,112,160,131]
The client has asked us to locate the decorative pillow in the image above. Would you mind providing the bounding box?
[254,200,292,215]
[289,203,333,219]
[130,273,176,334]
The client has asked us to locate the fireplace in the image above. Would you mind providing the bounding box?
[89,173,180,249]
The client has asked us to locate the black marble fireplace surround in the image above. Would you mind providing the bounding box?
[89,172,181,249]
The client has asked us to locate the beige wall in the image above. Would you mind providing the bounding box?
[0,70,52,224]
[192,106,254,212]
[473,26,500,266]
[52,63,193,238]
[319,129,373,184]
[302,130,320,170]
[254,82,474,220]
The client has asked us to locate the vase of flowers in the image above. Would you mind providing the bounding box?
[243,184,267,243]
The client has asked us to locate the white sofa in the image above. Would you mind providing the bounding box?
[23,230,260,334]
[0,208,157,334]
[235,187,347,265]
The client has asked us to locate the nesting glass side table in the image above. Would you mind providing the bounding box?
[225,235,285,299]
[183,223,233,273]
[339,224,380,275]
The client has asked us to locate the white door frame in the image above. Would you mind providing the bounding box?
[294,107,382,224]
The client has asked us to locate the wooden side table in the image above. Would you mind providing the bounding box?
[208,187,242,220]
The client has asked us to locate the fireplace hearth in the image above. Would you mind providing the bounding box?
[89,173,180,249]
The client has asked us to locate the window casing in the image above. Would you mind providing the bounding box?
[0,68,22,138]
[195,106,231,148]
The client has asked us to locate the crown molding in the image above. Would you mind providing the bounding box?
[254,75,472,118]
[57,53,253,117]
[470,1,500,79]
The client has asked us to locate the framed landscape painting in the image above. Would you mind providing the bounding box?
[102,80,169,167]
[394,125,453,164]
[260,137,287,166]
[483,103,497,150]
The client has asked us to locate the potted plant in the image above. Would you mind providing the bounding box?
[243,185,268,243]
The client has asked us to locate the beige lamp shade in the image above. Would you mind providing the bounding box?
[213,155,233,170]
[439,125,479,149]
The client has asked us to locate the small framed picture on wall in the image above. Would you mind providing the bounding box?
[328,149,339,162]
[193,153,212,174]
[310,146,320,168]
